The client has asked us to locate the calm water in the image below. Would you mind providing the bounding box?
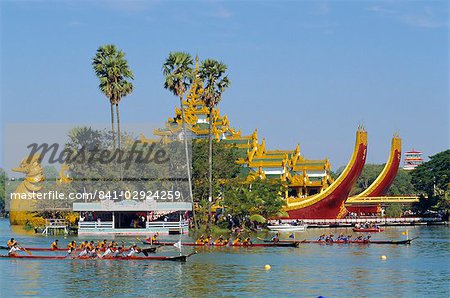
[0,219,449,298]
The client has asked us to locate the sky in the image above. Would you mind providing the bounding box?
[0,0,449,171]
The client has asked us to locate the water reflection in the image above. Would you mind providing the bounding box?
[1,220,449,297]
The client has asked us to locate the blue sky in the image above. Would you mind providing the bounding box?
[1,0,449,169]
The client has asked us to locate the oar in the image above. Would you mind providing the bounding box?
[20,246,32,255]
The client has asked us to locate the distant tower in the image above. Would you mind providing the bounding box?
[403,149,423,170]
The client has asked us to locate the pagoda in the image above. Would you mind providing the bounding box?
[149,57,334,199]
[403,149,423,171]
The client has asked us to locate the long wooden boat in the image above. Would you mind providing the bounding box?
[0,246,158,254]
[142,241,299,248]
[259,238,416,245]
[352,228,385,233]
[0,253,193,262]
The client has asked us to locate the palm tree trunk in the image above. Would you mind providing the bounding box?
[110,103,116,149]
[179,96,198,231]
[208,106,213,233]
[116,104,121,151]
[116,103,123,181]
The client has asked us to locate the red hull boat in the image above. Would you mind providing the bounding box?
[142,241,299,248]
[0,253,194,262]
[352,228,385,233]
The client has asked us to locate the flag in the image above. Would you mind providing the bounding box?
[402,230,408,236]
[173,240,182,249]
[289,233,295,239]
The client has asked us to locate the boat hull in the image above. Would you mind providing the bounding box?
[260,238,413,245]
[142,241,299,248]
[352,228,385,233]
[0,254,189,262]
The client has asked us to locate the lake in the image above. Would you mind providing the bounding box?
[0,219,449,297]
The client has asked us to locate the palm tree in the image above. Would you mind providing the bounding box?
[163,51,198,230]
[92,44,134,150]
[199,59,230,232]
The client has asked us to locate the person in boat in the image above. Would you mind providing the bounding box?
[318,234,325,241]
[78,246,89,257]
[88,247,100,258]
[363,235,372,242]
[99,239,107,248]
[342,235,352,242]
[127,244,141,257]
[79,240,87,249]
[7,238,17,248]
[233,236,242,245]
[203,235,212,245]
[242,237,252,246]
[67,241,77,253]
[355,235,363,241]
[151,233,159,243]
[104,244,115,257]
[50,239,59,250]
[88,241,95,250]
[214,235,225,245]
[271,232,280,243]
[196,235,205,245]
[326,235,334,243]
[8,243,22,256]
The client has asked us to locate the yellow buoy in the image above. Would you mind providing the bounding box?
[380,255,387,260]
[264,264,271,270]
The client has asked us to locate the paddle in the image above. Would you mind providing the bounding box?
[19,246,32,255]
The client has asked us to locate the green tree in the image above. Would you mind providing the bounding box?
[388,169,416,195]
[43,165,59,181]
[199,59,231,231]
[0,169,7,213]
[223,179,286,226]
[192,140,241,204]
[350,164,384,196]
[411,150,450,216]
[92,44,134,150]
[163,52,196,228]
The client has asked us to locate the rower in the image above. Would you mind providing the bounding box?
[7,238,17,248]
[151,233,159,244]
[88,247,100,258]
[233,237,241,245]
[204,235,212,245]
[67,241,77,253]
[242,237,252,246]
[88,241,95,250]
[318,234,325,241]
[102,244,114,258]
[127,244,140,257]
[271,232,280,243]
[8,243,22,256]
[99,239,108,248]
[50,239,59,250]
[79,240,88,249]
[328,235,334,243]
[195,235,205,245]
[214,235,224,245]
[78,246,89,257]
